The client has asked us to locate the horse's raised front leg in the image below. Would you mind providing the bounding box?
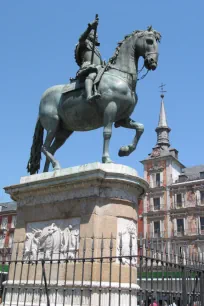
[102,101,117,163]
[115,117,144,157]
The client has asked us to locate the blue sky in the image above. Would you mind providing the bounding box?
[1,0,203,202]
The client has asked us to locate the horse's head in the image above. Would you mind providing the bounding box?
[136,26,161,71]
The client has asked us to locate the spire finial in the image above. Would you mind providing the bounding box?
[155,83,171,149]
[159,83,167,99]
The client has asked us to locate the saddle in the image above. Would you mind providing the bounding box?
[62,65,106,94]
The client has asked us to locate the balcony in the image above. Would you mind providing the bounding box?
[147,231,165,239]
[145,228,204,239]
[146,204,166,213]
[151,181,164,189]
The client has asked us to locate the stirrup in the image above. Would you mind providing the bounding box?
[87,93,101,103]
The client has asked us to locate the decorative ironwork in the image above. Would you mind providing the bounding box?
[0,236,203,306]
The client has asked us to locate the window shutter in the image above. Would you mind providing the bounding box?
[150,197,153,211]
[182,193,185,207]
[151,173,156,188]
[183,218,186,235]
[160,220,164,237]
[197,190,201,206]
[173,219,177,236]
[173,194,176,209]
[160,195,163,210]
[160,171,163,186]
[150,222,153,238]
[198,217,201,234]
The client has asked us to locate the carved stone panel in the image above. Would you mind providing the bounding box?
[24,218,80,261]
[117,218,137,266]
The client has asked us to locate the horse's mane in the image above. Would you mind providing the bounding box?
[108,26,161,65]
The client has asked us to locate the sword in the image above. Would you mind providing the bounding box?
[91,14,99,65]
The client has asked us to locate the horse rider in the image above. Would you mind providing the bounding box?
[75,16,103,103]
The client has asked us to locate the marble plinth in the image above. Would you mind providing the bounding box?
[4,163,148,305]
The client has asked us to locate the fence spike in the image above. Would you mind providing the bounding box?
[101,233,104,250]
[83,236,86,257]
[139,234,143,248]
[75,235,78,254]
[119,233,123,251]
[129,233,133,249]
[110,233,113,250]
[156,238,159,252]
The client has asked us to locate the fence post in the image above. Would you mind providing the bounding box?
[182,266,187,306]
[200,271,204,306]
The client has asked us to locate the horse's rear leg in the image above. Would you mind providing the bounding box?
[43,129,73,172]
[102,101,117,163]
[42,129,61,172]
[115,117,144,156]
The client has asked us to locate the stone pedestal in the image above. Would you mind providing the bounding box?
[4,163,148,306]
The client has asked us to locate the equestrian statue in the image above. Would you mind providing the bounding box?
[27,15,161,174]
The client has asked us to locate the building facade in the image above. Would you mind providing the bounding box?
[140,93,204,253]
[0,202,17,261]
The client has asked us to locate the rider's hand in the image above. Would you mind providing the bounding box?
[90,18,99,30]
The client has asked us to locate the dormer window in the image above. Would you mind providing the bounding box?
[178,174,188,183]
[200,191,204,204]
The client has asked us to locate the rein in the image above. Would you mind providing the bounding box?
[107,64,149,82]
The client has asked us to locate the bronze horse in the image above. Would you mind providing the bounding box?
[27,28,161,174]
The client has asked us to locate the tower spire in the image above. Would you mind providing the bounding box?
[155,84,171,149]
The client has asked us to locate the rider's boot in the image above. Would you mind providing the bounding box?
[85,78,101,103]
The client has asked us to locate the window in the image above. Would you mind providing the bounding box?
[176,194,182,207]
[200,191,204,204]
[177,219,184,236]
[200,172,204,179]
[156,173,160,187]
[154,221,160,238]
[1,217,8,230]
[153,198,160,210]
[200,217,204,234]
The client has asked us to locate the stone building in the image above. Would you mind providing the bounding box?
[139,93,204,253]
[0,202,17,261]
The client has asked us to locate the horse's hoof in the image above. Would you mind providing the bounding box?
[102,156,113,164]
[118,146,130,157]
[54,167,61,171]
[54,163,61,171]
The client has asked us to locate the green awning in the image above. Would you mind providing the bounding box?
[0,265,9,273]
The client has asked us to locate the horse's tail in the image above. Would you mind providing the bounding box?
[27,117,44,175]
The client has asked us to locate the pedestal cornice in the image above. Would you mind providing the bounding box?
[4,163,148,204]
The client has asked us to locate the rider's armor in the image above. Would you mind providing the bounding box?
[75,24,103,103]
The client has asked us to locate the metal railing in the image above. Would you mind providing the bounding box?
[146,229,204,239]
[146,204,166,213]
[0,235,203,306]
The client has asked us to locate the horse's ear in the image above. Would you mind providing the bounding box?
[147,25,153,32]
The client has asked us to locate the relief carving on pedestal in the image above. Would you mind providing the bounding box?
[24,218,80,261]
[117,218,137,266]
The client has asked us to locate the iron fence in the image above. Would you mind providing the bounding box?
[0,236,203,306]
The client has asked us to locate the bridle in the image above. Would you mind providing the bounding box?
[136,32,159,80]
[107,32,159,81]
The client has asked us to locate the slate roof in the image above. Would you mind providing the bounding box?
[181,165,204,181]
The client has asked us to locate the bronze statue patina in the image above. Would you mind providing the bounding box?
[27,17,161,174]
[75,14,103,103]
